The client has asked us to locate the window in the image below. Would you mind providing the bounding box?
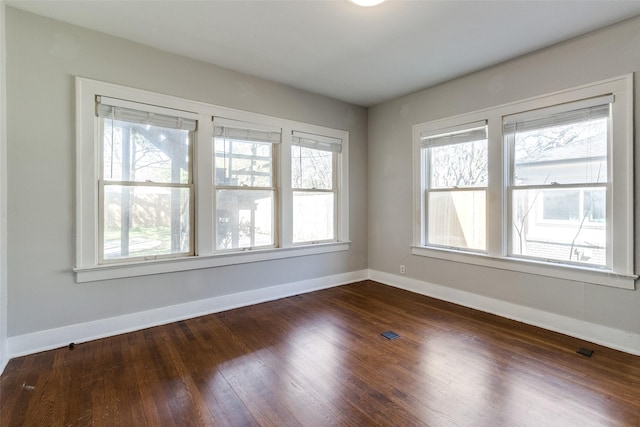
[97,96,196,262]
[413,75,635,289]
[291,131,341,244]
[75,78,349,282]
[214,119,280,250]
[505,97,610,267]
[420,122,487,251]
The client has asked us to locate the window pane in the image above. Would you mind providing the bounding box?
[512,188,606,266]
[293,192,334,243]
[214,138,272,187]
[103,119,190,184]
[427,190,486,250]
[103,185,191,260]
[430,139,487,189]
[216,189,274,249]
[513,117,607,186]
[584,189,605,222]
[542,190,579,220]
[292,145,333,190]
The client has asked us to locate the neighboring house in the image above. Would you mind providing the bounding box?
[513,124,607,266]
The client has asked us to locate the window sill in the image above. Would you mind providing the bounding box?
[75,242,351,283]
[411,246,636,290]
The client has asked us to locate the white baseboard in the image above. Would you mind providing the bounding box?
[7,268,639,361]
[368,269,640,356]
[0,353,7,376]
[7,269,368,359]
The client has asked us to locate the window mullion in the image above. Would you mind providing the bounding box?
[337,134,348,243]
[196,115,214,256]
[418,146,428,247]
[486,115,504,257]
[280,126,293,247]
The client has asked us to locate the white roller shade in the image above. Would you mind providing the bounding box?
[96,96,197,131]
[421,121,487,148]
[213,117,281,144]
[503,95,613,134]
[292,131,342,153]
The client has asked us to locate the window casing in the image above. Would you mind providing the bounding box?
[413,75,635,289]
[76,78,350,282]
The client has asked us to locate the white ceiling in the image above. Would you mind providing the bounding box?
[8,0,640,106]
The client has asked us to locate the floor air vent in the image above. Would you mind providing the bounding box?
[577,347,594,357]
[381,331,400,340]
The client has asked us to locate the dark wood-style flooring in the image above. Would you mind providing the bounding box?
[1,281,639,426]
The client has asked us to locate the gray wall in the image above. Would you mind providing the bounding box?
[5,8,368,337]
[368,16,640,334]
[5,5,639,345]
[0,0,7,366]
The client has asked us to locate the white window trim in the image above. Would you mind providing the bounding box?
[75,77,349,283]
[412,74,635,289]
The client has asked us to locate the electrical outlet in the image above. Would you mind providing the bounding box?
[400,265,405,274]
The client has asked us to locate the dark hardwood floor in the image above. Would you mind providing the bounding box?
[1,280,639,426]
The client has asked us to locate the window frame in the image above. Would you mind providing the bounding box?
[291,131,341,245]
[213,118,281,251]
[75,77,350,283]
[505,96,612,268]
[412,75,635,289]
[421,121,488,252]
[97,99,196,264]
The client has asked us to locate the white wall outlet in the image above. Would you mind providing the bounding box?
[400,264,405,274]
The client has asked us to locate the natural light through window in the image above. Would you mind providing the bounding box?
[422,123,487,251]
[214,120,279,250]
[98,98,194,262]
[412,75,635,289]
[76,78,350,282]
[291,131,341,244]
[506,101,609,267]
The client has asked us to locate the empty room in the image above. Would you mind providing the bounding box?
[1,0,639,425]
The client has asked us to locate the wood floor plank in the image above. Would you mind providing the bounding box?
[179,319,260,427]
[1,280,639,426]
[269,295,449,425]
[216,302,380,426]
